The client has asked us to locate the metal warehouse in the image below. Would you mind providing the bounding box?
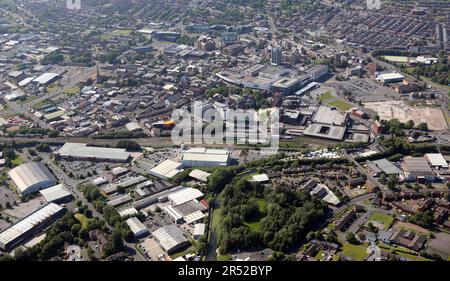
[152,224,190,254]
[126,217,149,238]
[57,143,131,162]
[8,162,58,195]
[0,203,66,251]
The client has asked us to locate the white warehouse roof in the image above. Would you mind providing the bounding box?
[39,184,72,203]
[57,143,131,162]
[189,169,211,182]
[425,153,448,168]
[33,73,60,85]
[168,187,204,206]
[149,159,183,179]
[8,162,58,195]
[126,217,149,237]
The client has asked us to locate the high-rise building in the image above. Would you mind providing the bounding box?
[271,46,282,66]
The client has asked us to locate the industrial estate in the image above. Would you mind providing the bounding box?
[0,0,449,264]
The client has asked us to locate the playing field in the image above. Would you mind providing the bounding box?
[382,56,410,63]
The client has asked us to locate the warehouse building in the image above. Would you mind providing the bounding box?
[126,217,149,239]
[425,153,448,169]
[118,207,139,218]
[168,187,204,206]
[402,156,435,182]
[193,223,205,240]
[8,162,58,195]
[152,224,190,254]
[107,194,133,207]
[189,169,211,183]
[0,203,66,251]
[39,184,72,203]
[182,148,230,167]
[149,159,183,180]
[372,159,402,175]
[376,72,405,84]
[56,143,131,163]
[32,73,60,85]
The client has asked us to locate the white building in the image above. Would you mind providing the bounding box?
[126,217,149,238]
[168,188,204,206]
[182,148,230,167]
[8,162,58,195]
[425,153,448,169]
[149,159,184,180]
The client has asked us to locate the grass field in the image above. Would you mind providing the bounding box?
[382,55,410,63]
[63,86,81,95]
[11,156,24,167]
[329,100,353,111]
[46,84,60,93]
[319,91,333,101]
[341,243,368,261]
[75,213,91,229]
[369,212,394,229]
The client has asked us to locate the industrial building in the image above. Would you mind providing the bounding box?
[32,73,60,85]
[107,194,133,207]
[189,169,211,182]
[402,156,435,182]
[126,217,149,238]
[152,224,190,254]
[193,223,205,240]
[39,184,72,203]
[8,162,58,195]
[168,187,204,206]
[57,143,131,162]
[149,159,184,180]
[182,148,230,167]
[425,153,448,169]
[376,72,405,84]
[118,207,139,218]
[0,203,66,251]
[372,159,402,175]
[303,106,349,141]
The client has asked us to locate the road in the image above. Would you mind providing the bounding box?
[344,153,387,193]
[41,154,146,261]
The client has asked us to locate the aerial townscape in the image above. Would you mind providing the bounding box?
[0,0,450,264]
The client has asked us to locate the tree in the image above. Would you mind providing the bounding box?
[346,231,359,244]
[417,123,428,131]
[404,120,415,130]
[71,224,82,237]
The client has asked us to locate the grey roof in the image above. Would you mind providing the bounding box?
[0,203,64,250]
[57,143,131,162]
[372,159,402,175]
[126,217,149,236]
[8,162,57,194]
[303,123,346,141]
[152,224,189,253]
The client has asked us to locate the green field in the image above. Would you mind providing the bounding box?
[341,243,368,261]
[329,100,353,111]
[382,55,410,63]
[319,91,333,101]
[75,213,91,229]
[369,212,394,229]
[11,156,24,167]
[63,86,81,95]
